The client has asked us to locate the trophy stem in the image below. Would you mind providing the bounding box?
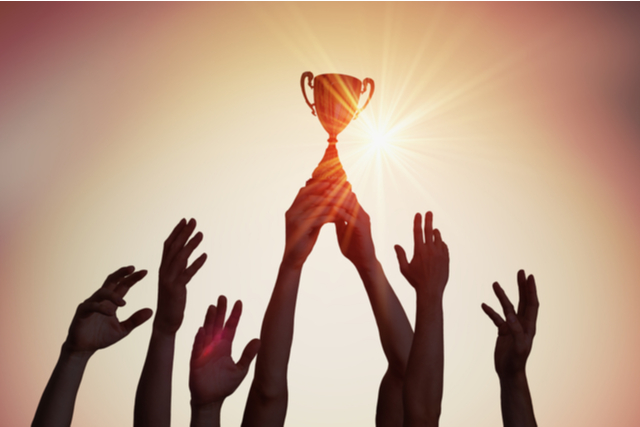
[306,143,349,187]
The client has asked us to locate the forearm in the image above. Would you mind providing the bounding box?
[498,371,537,427]
[32,344,92,427]
[403,297,444,427]
[358,260,413,376]
[242,261,301,427]
[191,401,222,427]
[134,328,177,427]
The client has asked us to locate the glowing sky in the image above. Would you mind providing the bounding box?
[2,3,640,426]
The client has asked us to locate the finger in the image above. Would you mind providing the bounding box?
[113,269,148,299]
[223,300,242,342]
[332,206,356,225]
[180,253,208,285]
[481,303,505,327]
[102,266,136,290]
[433,228,443,247]
[204,304,217,337]
[291,193,334,216]
[413,212,423,257]
[516,269,527,316]
[299,208,343,230]
[236,338,261,371]
[293,182,332,207]
[213,295,228,336]
[167,218,197,262]
[168,231,204,277]
[163,218,187,258]
[493,282,517,318]
[524,274,539,334]
[424,211,434,248]
[76,300,116,318]
[120,308,153,335]
[191,327,205,363]
[338,191,359,216]
[326,183,352,205]
[86,288,126,308]
[394,245,410,276]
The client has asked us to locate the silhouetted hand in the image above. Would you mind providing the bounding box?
[155,218,207,334]
[65,266,153,355]
[190,296,260,407]
[333,187,378,271]
[282,181,344,269]
[394,212,449,299]
[33,266,152,427]
[482,270,539,377]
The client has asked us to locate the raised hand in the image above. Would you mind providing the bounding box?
[398,212,449,427]
[65,266,152,354]
[190,296,260,407]
[33,267,152,427]
[135,218,207,427]
[482,270,539,427]
[155,218,207,334]
[282,181,344,269]
[482,270,539,377]
[243,181,349,427]
[394,212,449,299]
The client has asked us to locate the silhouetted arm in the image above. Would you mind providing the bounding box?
[242,181,343,427]
[335,188,413,427]
[395,212,449,427]
[190,296,260,427]
[134,219,207,427]
[32,267,152,427]
[481,270,539,427]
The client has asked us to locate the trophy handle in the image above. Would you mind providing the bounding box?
[301,71,316,116]
[353,78,375,120]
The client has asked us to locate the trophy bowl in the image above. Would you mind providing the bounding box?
[301,72,374,143]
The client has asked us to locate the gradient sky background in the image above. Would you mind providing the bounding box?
[2,2,640,426]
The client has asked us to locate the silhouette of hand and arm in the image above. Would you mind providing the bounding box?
[481,270,539,427]
[242,181,344,427]
[32,267,152,427]
[134,218,207,427]
[395,212,449,427]
[335,187,413,427]
[190,296,260,427]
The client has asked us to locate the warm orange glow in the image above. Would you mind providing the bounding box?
[2,3,640,427]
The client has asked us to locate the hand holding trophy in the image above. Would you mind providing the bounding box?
[301,72,374,185]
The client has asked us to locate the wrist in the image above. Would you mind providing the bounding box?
[191,399,224,411]
[279,257,304,275]
[190,400,222,427]
[355,259,382,280]
[498,369,528,384]
[416,291,445,309]
[151,323,178,340]
[60,341,95,362]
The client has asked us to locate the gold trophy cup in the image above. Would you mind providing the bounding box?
[301,72,374,184]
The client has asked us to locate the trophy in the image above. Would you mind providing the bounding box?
[301,72,375,185]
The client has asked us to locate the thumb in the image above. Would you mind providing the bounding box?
[120,308,153,335]
[236,338,261,371]
[394,245,409,274]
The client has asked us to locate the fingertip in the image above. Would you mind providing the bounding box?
[141,308,153,321]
